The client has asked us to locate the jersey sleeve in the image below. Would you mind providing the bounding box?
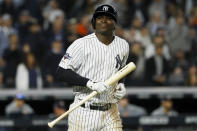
[59,39,84,71]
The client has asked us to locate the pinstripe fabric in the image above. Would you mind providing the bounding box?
[68,102,122,131]
[59,33,129,130]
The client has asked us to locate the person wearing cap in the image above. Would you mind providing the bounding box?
[5,93,34,117]
[48,101,67,131]
[118,96,147,117]
[56,4,129,131]
[151,97,178,116]
[49,101,66,119]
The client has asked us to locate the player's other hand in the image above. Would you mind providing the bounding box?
[114,83,126,100]
[86,80,110,93]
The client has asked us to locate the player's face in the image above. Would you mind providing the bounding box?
[95,15,115,35]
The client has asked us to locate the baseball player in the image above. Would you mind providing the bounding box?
[57,4,129,131]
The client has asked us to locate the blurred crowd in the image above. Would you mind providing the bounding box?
[0,0,197,89]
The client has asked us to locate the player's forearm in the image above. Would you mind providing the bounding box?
[56,67,89,86]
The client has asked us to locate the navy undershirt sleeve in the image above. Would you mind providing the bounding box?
[56,67,89,86]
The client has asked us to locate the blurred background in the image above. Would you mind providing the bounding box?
[0,0,197,131]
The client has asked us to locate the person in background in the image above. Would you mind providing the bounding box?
[145,34,170,60]
[2,33,22,88]
[43,40,64,87]
[5,93,34,117]
[44,13,66,51]
[125,41,145,86]
[168,66,185,86]
[118,96,147,117]
[186,65,197,86]
[48,101,67,131]
[167,12,191,56]
[64,18,82,50]
[15,52,42,90]
[15,10,32,45]
[5,93,34,131]
[76,15,91,36]
[151,97,178,116]
[24,20,46,66]
[145,40,170,86]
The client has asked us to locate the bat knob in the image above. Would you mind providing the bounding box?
[48,122,55,128]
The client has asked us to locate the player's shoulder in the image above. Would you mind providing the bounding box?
[82,33,96,40]
[115,35,129,44]
[68,33,95,48]
[115,35,129,47]
[73,33,95,43]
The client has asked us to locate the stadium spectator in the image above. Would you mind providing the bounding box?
[147,11,165,36]
[44,15,66,51]
[170,50,189,75]
[166,12,191,56]
[48,101,67,131]
[42,0,64,30]
[105,0,132,28]
[24,20,46,65]
[5,93,34,131]
[118,96,147,117]
[145,40,170,86]
[133,26,152,50]
[188,7,197,30]
[15,10,32,44]
[151,97,178,116]
[43,40,64,87]
[0,15,8,59]
[148,0,166,23]
[186,65,197,86]
[64,18,83,49]
[0,0,15,17]
[168,66,185,86]
[131,16,143,31]
[1,14,17,35]
[5,93,34,117]
[188,28,197,62]
[23,0,42,24]
[76,15,91,36]
[128,0,149,24]
[15,52,42,90]
[145,34,170,60]
[125,41,145,86]
[0,14,17,59]
[2,34,22,88]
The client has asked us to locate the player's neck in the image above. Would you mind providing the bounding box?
[95,32,114,45]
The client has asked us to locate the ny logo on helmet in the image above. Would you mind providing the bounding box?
[103,6,109,11]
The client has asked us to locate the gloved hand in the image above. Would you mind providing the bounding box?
[86,80,110,94]
[114,83,126,100]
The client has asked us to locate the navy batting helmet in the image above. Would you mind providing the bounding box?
[91,4,117,29]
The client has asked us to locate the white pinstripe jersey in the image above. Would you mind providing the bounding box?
[59,33,129,104]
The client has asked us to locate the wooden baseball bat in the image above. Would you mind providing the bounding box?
[48,62,136,128]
